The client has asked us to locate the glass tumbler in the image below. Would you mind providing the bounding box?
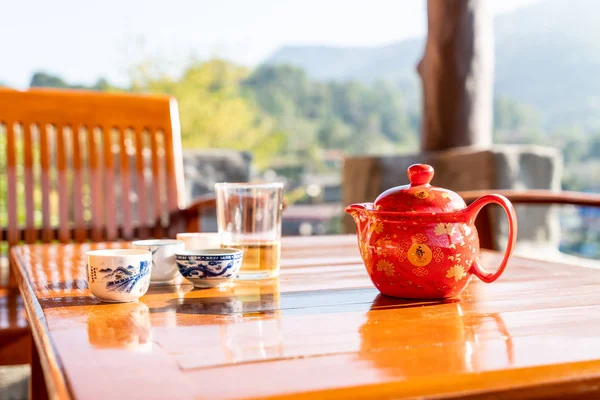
[215,182,284,280]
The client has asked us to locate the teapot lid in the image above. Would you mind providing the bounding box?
[373,164,466,213]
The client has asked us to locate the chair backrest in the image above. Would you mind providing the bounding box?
[0,88,186,245]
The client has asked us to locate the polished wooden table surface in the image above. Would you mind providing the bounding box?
[10,235,600,399]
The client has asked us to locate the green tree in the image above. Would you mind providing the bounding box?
[130,59,285,169]
[243,64,419,160]
[30,72,70,88]
[29,71,114,91]
[493,96,543,143]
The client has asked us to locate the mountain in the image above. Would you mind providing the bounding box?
[265,0,600,130]
[494,0,600,129]
[266,39,424,83]
[102,266,134,280]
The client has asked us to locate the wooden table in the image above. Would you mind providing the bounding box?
[10,235,600,399]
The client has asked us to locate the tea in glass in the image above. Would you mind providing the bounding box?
[215,182,284,280]
[224,240,281,278]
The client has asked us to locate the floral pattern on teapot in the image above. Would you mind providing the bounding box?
[358,215,480,299]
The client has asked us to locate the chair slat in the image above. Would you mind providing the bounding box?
[56,125,70,243]
[163,125,182,212]
[22,124,37,243]
[150,129,164,237]
[5,124,18,245]
[134,128,149,239]
[119,129,133,239]
[39,124,53,242]
[87,127,103,241]
[103,127,117,241]
[71,126,85,242]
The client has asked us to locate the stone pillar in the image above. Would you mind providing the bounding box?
[181,149,253,231]
[418,0,494,151]
[181,149,253,200]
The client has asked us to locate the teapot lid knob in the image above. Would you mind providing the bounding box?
[407,164,434,186]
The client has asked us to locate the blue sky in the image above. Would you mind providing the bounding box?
[1,0,540,88]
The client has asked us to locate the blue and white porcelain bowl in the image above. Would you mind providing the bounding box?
[175,248,244,288]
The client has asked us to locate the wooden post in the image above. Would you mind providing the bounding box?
[417,0,494,151]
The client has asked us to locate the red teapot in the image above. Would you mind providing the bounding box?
[345,164,518,299]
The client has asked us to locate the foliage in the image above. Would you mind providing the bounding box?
[128,59,284,169]
[20,62,600,195]
[242,65,420,165]
[30,72,110,91]
[560,130,600,191]
[494,96,542,135]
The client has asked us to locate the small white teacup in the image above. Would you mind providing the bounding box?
[131,239,185,285]
[176,232,221,251]
[86,249,152,303]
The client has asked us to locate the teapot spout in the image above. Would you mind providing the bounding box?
[345,203,373,236]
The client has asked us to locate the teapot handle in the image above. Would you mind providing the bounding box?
[465,194,518,283]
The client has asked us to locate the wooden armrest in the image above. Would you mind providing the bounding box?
[171,194,289,235]
[183,194,288,214]
[183,194,217,214]
[167,194,216,235]
[458,189,600,208]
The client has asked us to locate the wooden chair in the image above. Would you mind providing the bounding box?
[0,88,216,365]
[459,189,600,252]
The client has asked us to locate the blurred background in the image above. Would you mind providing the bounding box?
[1,0,598,259]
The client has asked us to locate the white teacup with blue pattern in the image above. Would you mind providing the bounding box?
[131,239,185,285]
[86,249,152,302]
[175,248,244,288]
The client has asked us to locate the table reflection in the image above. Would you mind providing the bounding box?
[87,302,152,351]
[359,295,513,377]
[221,279,283,363]
[171,279,281,316]
[169,279,284,365]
